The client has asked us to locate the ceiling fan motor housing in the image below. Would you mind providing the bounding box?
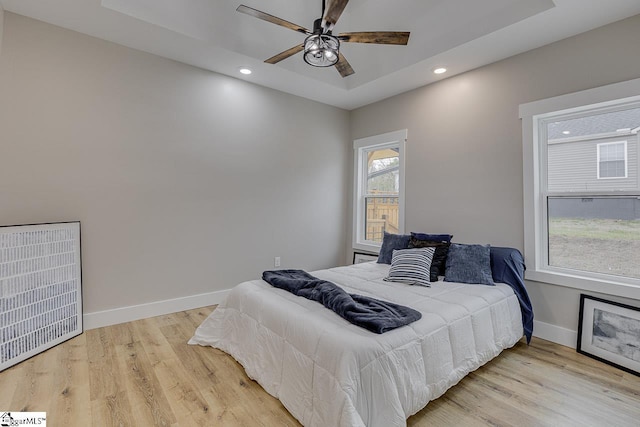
[313,18,324,35]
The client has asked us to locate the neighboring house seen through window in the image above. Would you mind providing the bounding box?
[353,130,406,253]
[521,78,640,299]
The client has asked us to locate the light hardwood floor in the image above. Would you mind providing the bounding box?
[1,306,639,426]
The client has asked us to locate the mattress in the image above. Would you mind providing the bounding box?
[189,261,524,427]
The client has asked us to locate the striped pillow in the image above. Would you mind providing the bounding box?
[384,247,435,287]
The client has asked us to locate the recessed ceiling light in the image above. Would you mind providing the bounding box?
[239,68,252,75]
[433,67,447,75]
[562,130,571,135]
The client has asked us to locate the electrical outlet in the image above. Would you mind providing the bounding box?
[274,256,281,268]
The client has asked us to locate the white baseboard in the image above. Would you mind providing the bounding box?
[83,288,230,330]
[532,320,577,348]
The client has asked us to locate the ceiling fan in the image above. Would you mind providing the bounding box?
[236,0,410,77]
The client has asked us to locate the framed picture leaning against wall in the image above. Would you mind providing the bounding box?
[577,294,640,377]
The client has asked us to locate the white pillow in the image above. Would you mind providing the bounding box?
[384,247,435,287]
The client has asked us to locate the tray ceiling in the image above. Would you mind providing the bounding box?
[2,0,640,109]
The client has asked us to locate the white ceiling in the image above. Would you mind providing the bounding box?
[2,0,640,110]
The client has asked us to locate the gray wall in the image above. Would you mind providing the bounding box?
[0,5,4,56]
[0,13,350,314]
[349,14,640,335]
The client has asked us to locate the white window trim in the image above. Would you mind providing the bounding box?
[520,77,640,300]
[353,129,407,253]
[549,130,634,144]
[596,140,628,179]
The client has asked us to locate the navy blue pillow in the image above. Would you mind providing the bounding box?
[411,232,453,243]
[377,232,410,264]
[444,243,495,286]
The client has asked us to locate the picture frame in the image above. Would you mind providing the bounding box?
[353,252,378,264]
[0,221,83,372]
[577,294,640,377]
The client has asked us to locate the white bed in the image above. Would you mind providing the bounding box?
[189,261,524,427]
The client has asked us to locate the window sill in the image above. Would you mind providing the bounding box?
[353,242,381,254]
[525,269,640,300]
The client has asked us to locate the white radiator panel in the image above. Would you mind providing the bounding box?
[0,222,82,371]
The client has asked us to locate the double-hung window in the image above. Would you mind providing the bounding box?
[520,78,640,299]
[353,130,407,253]
[597,141,627,179]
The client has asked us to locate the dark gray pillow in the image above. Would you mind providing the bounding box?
[377,232,410,264]
[444,243,495,286]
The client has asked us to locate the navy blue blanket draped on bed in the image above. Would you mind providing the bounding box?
[490,247,534,344]
[262,269,422,334]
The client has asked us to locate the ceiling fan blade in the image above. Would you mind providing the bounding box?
[237,5,310,35]
[323,0,350,29]
[335,52,355,78]
[265,44,305,64]
[338,32,410,45]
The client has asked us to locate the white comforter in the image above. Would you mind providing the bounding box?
[189,262,523,427]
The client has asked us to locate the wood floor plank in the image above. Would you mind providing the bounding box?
[47,334,92,427]
[86,326,136,427]
[113,325,177,427]
[470,357,584,425]
[505,344,640,416]
[159,321,274,425]
[2,306,640,426]
[433,371,539,426]
[168,310,298,426]
[407,394,487,427]
[0,361,22,409]
[472,367,592,426]
[131,318,177,367]
[9,344,58,412]
[185,306,215,328]
[86,327,126,399]
[152,357,213,426]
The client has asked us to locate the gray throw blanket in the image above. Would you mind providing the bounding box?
[262,269,421,334]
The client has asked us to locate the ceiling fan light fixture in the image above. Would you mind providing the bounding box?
[303,34,340,67]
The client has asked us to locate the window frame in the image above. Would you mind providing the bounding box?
[596,140,628,179]
[520,77,640,300]
[352,129,407,253]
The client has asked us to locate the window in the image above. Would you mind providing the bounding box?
[597,141,627,179]
[520,78,640,299]
[353,130,407,252]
